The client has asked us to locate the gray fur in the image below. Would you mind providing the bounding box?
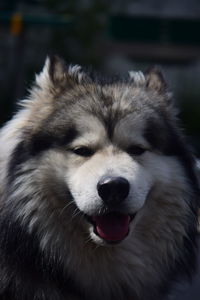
[0,56,199,300]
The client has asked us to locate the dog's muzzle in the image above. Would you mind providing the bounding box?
[88,176,132,243]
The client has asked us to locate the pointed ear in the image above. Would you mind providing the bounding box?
[48,55,67,85]
[35,55,89,92]
[145,67,167,93]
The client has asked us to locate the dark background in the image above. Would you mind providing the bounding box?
[0,1,200,299]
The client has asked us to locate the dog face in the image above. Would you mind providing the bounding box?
[65,114,154,244]
[6,56,196,248]
[0,56,199,300]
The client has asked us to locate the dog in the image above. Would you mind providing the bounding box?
[0,56,199,300]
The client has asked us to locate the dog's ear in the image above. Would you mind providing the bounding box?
[48,55,67,86]
[129,67,167,94]
[129,68,173,109]
[145,67,167,94]
[36,55,90,91]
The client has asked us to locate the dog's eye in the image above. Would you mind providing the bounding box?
[72,147,94,157]
[127,145,146,156]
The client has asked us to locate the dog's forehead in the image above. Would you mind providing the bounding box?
[113,113,150,147]
[98,83,149,112]
[72,109,150,149]
[68,82,148,112]
[28,82,165,150]
[72,114,107,145]
[71,83,151,120]
[66,83,159,144]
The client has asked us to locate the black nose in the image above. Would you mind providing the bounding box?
[97,176,130,206]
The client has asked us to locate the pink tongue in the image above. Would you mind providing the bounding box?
[93,213,130,241]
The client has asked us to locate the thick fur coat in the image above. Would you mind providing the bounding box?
[0,56,199,300]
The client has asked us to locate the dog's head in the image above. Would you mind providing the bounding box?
[7,56,198,248]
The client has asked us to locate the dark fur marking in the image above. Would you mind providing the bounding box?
[0,208,85,300]
[166,209,198,300]
[144,115,199,285]
[144,117,177,155]
[29,127,77,156]
[7,127,77,185]
[94,89,123,140]
[144,117,199,193]
[144,116,199,289]
[7,140,30,185]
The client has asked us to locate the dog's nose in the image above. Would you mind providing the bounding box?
[97,176,130,205]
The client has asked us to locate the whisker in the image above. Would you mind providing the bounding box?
[59,200,74,217]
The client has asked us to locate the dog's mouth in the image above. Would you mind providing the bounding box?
[87,212,135,243]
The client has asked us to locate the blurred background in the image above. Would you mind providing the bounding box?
[0,0,200,158]
[0,0,200,299]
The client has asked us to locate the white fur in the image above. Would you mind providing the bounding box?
[129,71,146,85]
[0,108,30,188]
[0,60,197,300]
